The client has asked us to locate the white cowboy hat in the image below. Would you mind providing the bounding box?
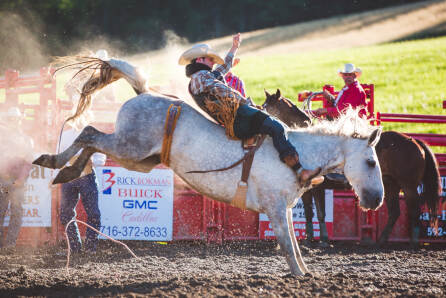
[95,49,109,60]
[178,44,224,66]
[338,63,362,78]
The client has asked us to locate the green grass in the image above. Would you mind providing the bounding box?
[235,36,446,138]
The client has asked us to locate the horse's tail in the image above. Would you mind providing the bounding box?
[54,56,149,123]
[415,139,441,222]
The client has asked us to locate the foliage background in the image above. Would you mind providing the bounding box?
[0,0,429,71]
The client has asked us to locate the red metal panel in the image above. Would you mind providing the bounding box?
[378,113,446,120]
[375,197,410,242]
[331,192,361,241]
[172,190,206,240]
[223,205,259,240]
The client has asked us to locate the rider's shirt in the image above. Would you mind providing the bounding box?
[189,52,247,104]
[327,80,367,118]
[225,72,245,97]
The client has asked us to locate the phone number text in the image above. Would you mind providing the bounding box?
[100,225,168,238]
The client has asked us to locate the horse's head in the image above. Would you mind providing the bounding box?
[263,89,311,128]
[343,128,384,211]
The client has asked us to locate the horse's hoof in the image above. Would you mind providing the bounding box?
[302,238,314,247]
[317,241,330,248]
[410,242,420,250]
[359,237,376,246]
[52,166,81,184]
[33,154,57,169]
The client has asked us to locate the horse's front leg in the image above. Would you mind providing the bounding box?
[286,207,309,274]
[267,206,306,276]
[405,185,422,248]
[313,187,329,245]
[378,178,400,245]
[302,191,314,243]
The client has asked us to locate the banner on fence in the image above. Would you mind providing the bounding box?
[3,165,52,227]
[259,190,334,240]
[420,176,446,238]
[96,167,174,241]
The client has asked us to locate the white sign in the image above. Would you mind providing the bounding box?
[259,190,334,239]
[4,165,52,227]
[96,167,174,241]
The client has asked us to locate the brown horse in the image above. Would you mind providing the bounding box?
[262,89,442,246]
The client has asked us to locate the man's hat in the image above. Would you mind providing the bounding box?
[338,63,362,78]
[178,44,224,66]
[95,49,109,60]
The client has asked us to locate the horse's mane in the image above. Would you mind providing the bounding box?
[290,107,377,139]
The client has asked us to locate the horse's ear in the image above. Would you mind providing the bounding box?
[264,89,271,98]
[368,127,382,147]
[276,89,281,98]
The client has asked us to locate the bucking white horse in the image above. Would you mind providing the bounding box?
[34,57,384,276]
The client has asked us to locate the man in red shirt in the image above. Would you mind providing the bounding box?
[314,63,367,118]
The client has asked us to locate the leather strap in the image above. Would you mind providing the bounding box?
[160,101,183,166]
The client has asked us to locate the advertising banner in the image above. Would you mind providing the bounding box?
[259,190,334,240]
[420,176,446,238]
[96,166,174,241]
[4,165,52,227]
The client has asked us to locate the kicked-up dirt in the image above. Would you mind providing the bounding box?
[0,240,445,297]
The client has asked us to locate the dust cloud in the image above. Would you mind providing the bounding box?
[0,12,48,73]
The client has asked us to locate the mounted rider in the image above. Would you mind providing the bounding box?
[179,33,323,186]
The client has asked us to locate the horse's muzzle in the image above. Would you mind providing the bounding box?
[359,189,384,211]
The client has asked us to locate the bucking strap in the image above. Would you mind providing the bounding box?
[160,101,183,166]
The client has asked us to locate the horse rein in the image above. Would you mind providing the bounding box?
[302,91,325,120]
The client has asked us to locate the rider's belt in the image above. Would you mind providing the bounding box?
[161,101,183,166]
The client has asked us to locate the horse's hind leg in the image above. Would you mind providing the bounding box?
[53,148,95,184]
[378,178,401,245]
[267,206,306,276]
[33,140,83,169]
[404,185,422,248]
[34,125,104,170]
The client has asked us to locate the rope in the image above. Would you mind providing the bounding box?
[64,219,139,274]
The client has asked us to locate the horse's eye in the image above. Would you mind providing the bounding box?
[367,159,376,168]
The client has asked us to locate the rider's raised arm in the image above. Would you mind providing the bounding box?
[215,33,241,75]
[214,52,234,75]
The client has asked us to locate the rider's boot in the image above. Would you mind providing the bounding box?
[283,153,324,187]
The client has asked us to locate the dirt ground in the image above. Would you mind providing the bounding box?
[0,240,445,297]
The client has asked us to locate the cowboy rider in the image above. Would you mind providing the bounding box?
[179,33,323,186]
